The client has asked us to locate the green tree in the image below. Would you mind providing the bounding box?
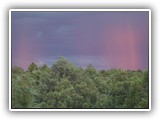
[12,74,33,108]
[28,62,38,72]
[11,57,149,109]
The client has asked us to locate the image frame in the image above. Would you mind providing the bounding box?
[9,8,151,111]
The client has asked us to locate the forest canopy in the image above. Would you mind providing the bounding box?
[11,57,149,109]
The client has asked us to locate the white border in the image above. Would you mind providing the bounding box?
[149,9,151,111]
[9,9,151,111]
[9,8,12,111]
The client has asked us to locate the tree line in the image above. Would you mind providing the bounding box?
[12,57,149,109]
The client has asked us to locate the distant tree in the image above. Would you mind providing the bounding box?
[11,57,149,109]
[12,74,33,108]
[12,66,24,75]
[28,62,38,72]
[52,57,71,78]
[85,64,97,80]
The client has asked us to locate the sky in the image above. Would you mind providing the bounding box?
[11,11,149,70]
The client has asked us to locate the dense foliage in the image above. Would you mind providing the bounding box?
[12,57,149,109]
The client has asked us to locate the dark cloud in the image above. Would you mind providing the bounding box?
[12,11,149,70]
